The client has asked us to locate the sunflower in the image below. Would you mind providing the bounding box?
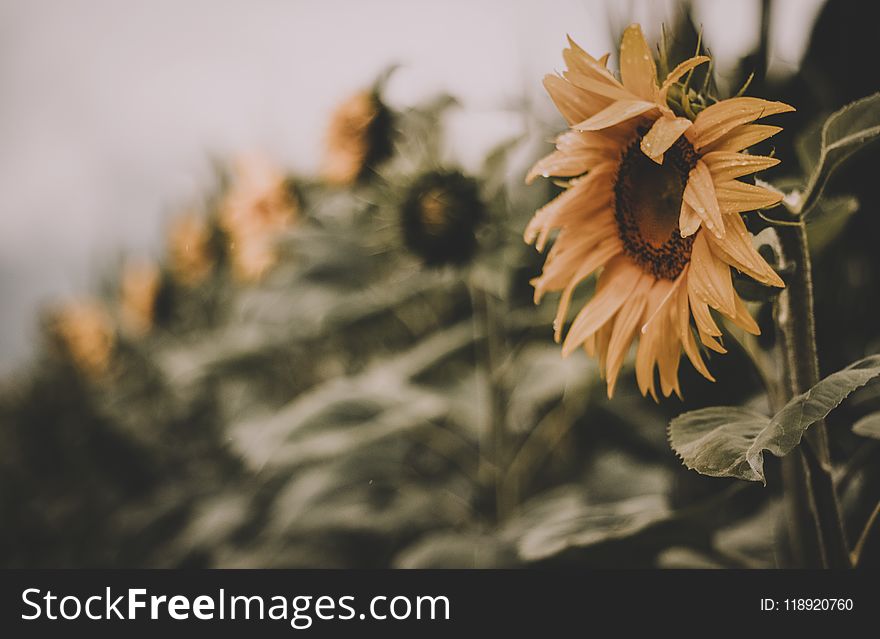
[526,24,792,399]
[401,170,485,266]
[167,211,214,287]
[220,153,298,282]
[320,89,392,186]
[50,300,115,379]
[119,258,161,337]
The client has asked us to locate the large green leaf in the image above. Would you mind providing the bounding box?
[668,407,770,482]
[669,355,880,482]
[800,92,880,218]
[853,412,880,440]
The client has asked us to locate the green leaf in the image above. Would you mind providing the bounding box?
[853,412,880,440]
[795,115,824,177]
[800,92,880,218]
[668,407,770,482]
[503,489,671,563]
[806,194,859,253]
[670,354,880,482]
[770,354,880,441]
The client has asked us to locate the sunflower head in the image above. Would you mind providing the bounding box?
[526,24,792,400]
[220,153,299,282]
[49,300,115,379]
[119,258,161,337]
[320,89,393,186]
[401,170,485,266]
[167,211,214,287]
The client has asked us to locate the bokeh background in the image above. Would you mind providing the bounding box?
[0,0,826,371]
[1,0,878,568]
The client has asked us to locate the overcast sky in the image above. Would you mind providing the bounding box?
[0,0,824,372]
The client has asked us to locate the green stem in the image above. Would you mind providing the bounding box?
[469,279,508,522]
[851,501,880,567]
[774,221,850,568]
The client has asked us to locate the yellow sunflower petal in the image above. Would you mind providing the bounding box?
[533,214,617,299]
[731,293,760,335]
[688,232,736,318]
[619,24,658,101]
[573,99,657,132]
[543,75,606,125]
[635,299,661,399]
[715,180,784,213]
[562,256,642,356]
[683,161,725,238]
[658,56,710,102]
[692,97,794,149]
[564,71,637,102]
[524,163,615,249]
[640,115,693,163]
[605,277,652,397]
[526,131,618,183]
[564,36,620,86]
[548,236,622,341]
[675,273,715,381]
[656,309,682,398]
[701,124,783,154]
[706,212,784,287]
[701,151,780,182]
[679,201,703,238]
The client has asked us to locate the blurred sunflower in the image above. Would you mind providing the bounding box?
[167,211,214,287]
[320,89,392,186]
[119,258,161,337]
[526,24,792,399]
[220,153,298,282]
[401,171,485,266]
[50,300,115,379]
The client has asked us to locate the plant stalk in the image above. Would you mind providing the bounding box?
[469,279,508,522]
[774,221,850,568]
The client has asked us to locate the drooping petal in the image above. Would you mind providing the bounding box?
[604,276,653,397]
[701,151,780,182]
[701,124,783,154]
[546,236,623,341]
[562,256,642,356]
[656,305,683,398]
[731,293,760,335]
[683,161,725,238]
[675,272,714,381]
[640,115,693,163]
[688,232,736,318]
[705,212,784,287]
[715,180,784,213]
[573,99,657,132]
[618,24,658,101]
[658,55,710,102]
[692,97,794,149]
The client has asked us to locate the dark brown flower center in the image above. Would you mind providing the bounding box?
[613,132,698,279]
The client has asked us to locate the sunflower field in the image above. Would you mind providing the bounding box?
[1,0,878,570]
